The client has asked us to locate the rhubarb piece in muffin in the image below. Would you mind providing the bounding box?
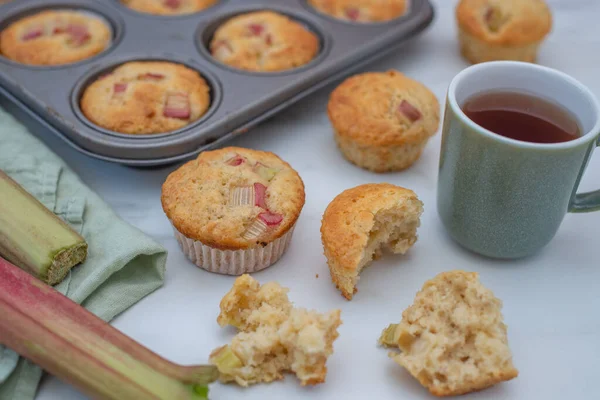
[308,0,408,23]
[80,61,210,135]
[328,70,439,172]
[0,10,111,66]
[456,0,552,64]
[379,271,518,396]
[161,147,305,275]
[120,0,217,16]
[210,275,342,386]
[321,184,423,300]
[209,11,320,72]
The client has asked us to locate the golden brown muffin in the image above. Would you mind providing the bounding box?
[321,184,423,300]
[120,0,217,16]
[210,275,342,386]
[308,0,408,23]
[0,10,111,66]
[161,147,305,274]
[209,11,320,72]
[456,0,552,64]
[328,70,439,172]
[379,271,519,396]
[80,61,210,135]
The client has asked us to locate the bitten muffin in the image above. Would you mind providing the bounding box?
[120,0,217,16]
[321,184,423,300]
[308,0,408,23]
[210,275,342,386]
[328,70,440,172]
[0,10,111,66]
[161,147,305,275]
[209,11,320,72]
[80,61,210,135]
[379,271,518,396]
[456,0,552,64]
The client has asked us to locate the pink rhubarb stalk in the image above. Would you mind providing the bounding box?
[0,256,217,400]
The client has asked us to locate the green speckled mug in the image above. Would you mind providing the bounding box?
[438,61,600,259]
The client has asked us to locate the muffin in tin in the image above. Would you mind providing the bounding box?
[456,0,552,64]
[209,11,320,73]
[161,147,305,275]
[120,0,218,16]
[328,70,439,172]
[80,61,211,135]
[0,10,111,66]
[308,0,408,23]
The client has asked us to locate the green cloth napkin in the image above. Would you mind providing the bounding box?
[0,107,167,399]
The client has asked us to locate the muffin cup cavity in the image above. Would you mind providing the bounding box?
[197,7,331,76]
[0,3,123,69]
[70,57,222,138]
[172,222,296,275]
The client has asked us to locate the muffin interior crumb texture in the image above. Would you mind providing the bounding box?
[121,0,218,15]
[80,61,211,135]
[209,11,320,72]
[321,184,423,300]
[0,10,111,66]
[308,0,408,23]
[210,275,342,386]
[380,270,519,396]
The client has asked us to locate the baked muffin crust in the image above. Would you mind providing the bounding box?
[209,11,320,72]
[308,0,408,23]
[0,10,111,66]
[321,183,423,300]
[456,0,552,46]
[162,147,305,250]
[80,61,210,135]
[120,0,217,16]
[328,70,439,172]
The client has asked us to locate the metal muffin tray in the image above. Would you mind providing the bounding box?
[0,0,434,166]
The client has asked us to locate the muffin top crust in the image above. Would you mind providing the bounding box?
[328,70,440,147]
[80,61,211,135]
[161,147,305,250]
[308,0,408,23]
[209,11,320,72]
[120,0,218,16]
[456,0,552,45]
[0,10,111,66]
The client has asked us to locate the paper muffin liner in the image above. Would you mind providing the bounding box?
[171,223,296,275]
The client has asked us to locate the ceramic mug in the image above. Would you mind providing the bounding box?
[437,61,600,259]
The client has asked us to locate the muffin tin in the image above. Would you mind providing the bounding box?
[0,0,434,166]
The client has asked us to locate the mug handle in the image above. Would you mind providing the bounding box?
[570,137,600,213]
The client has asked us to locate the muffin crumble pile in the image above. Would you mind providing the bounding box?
[210,275,342,386]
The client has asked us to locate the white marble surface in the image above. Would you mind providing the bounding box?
[10,0,600,399]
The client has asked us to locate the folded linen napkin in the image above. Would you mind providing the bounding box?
[0,107,167,399]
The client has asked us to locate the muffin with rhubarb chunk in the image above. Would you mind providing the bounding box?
[80,61,210,135]
[209,11,320,73]
[161,147,305,275]
[210,275,342,386]
[456,0,552,64]
[328,70,439,172]
[120,0,218,16]
[0,10,111,66]
[308,0,408,23]
[379,271,518,396]
[321,183,423,300]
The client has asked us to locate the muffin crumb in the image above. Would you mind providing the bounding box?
[380,270,518,396]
